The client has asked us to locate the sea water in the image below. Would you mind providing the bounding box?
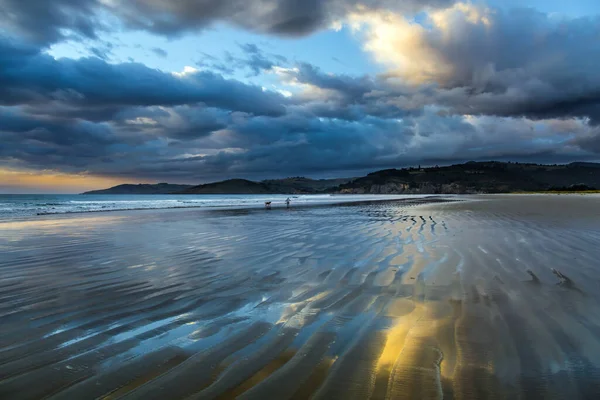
[0,193,431,220]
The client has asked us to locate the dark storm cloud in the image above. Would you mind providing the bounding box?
[570,127,600,154]
[169,111,522,178]
[0,107,119,170]
[0,36,285,176]
[120,110,595,182]
[0,37,287,116]
[0,0,100,45]
[87,114,417,181]
[21,103,129,123]
[0,0,456,46]
[0,108,114,146]
[106,0,456,38]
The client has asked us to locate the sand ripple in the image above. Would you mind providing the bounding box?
[1,196,600,399]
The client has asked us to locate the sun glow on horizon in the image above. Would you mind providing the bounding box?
[0,168,144,194]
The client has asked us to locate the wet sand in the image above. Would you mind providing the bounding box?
[1,195,600,399]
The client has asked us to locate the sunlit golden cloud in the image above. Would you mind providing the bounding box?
[347,3,494,85]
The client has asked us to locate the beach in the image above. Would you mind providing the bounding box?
[2,194,600,399]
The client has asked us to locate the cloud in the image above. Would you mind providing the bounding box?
[89,46,112,60]
[2,102,598,184]
[0,0,101,45]
[238,43,280,76]
[0,0,456,46]
[151,47,168,58]
[3,1,600,186]
[274,63,424,121]
[121,110,597,182]
[0,107,119,172]
[197,43,287,77]
[0,37,285,178]
[349,3,600,122]
[111,0,457,37]
[0,37,287,116]
[115,105,230,141]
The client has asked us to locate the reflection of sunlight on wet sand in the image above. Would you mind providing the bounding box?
[377,299,419,368]
[372,302,422,399]
[0,215,125,232]
[372,298,458,400]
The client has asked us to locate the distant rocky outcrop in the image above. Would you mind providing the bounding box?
[82,183,193,195]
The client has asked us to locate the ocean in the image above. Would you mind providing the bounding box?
[0,193,432,220]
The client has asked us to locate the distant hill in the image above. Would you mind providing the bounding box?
[569,162,600,169]
[180,177,354,194]
[332,161,600,194]
[82,177,352,195]
[82,162,600,195]
[82,183,193,195]
[180,179,271,194]
[261,177,354,194]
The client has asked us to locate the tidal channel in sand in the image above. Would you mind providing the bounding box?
[1,194,600,399]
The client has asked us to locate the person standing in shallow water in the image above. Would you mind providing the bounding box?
[285,198,291,208]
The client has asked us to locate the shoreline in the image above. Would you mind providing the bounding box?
[2,194,457,223]
[511,191,600,194]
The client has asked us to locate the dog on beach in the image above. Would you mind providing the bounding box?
[265,201,272,209]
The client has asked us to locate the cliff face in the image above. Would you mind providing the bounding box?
[338,182,465,194]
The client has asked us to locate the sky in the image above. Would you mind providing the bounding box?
[2,1,600,193]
